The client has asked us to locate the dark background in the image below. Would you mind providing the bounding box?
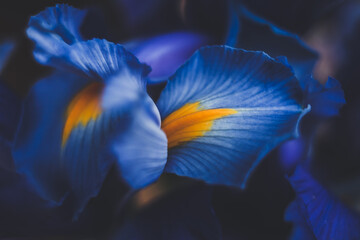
[1,0,359,239]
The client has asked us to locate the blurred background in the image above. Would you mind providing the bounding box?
[0,0,359,239]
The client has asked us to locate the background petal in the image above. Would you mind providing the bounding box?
[275,57,345,118]
[157,46,309,188]
[285,201,317,240]
[285,166,360,240]
[226,5,318,83]
[125,31,211,82]
[0,81,21,147]
[0,82,21,171]
[0,40,19,150]
[304,77,346,117]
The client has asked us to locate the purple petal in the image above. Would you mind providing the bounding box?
[125,31,211,83]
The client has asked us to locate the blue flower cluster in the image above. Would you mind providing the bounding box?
[0,0,357,239]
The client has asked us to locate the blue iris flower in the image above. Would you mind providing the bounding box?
[12,4,309,220]
[1,2,354,239]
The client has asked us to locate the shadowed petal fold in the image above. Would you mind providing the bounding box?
[111,95,168,189]
[157,46,309,188]
[0,40,20,170]
[0,40,15,73]
[0,82,21,171]
[13,72,89,206]
[0,82,21,146]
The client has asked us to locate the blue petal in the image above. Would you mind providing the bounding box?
[226,5,318,82]
[0,40,15,73]
[304,77,346,117]
[157,46,309,188]
[125,31,210,83]
[13,40,154,217]
[42,38,151,81]
[285,201,316,240]
[285,167,360,240]
[27,4,87,65]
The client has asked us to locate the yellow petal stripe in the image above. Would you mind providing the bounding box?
[161,102,237,148]
[62,82,104,147]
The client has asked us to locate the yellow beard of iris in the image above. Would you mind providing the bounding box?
[62,82,104,147]
[161,102,237,149]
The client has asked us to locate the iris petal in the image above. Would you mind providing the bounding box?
[42,38,151,82]
[27,4,87,65]
[157,46,309,188]
[285,167,360,240]
[13,40,154,218]
[285,201,317,240]
[226,5,318,83]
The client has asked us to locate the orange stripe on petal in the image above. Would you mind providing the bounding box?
[62,82,104,146]
[161,102,237,148]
